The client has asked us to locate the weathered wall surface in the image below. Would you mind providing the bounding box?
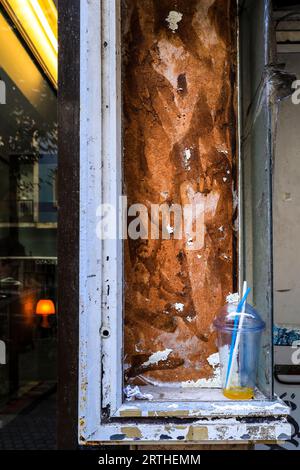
[123,0,237,385]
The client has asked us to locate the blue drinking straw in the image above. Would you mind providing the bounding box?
[225,287,251,389]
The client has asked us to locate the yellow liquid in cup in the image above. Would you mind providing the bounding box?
[223,386,254,400]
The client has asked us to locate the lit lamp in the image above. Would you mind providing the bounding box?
[36,299,55,328]
[1,0,58,87]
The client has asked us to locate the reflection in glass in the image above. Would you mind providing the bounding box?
[0,8,57,401]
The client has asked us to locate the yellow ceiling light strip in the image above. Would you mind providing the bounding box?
[1,0,58,88]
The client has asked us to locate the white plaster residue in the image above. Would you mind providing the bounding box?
[143,348,173,368]
[124,385,153,401]
[205,190,220,218]
[184,148,192,161]
[182,352,222,388]
[165,11,183,33]
[186,316,193,323]
[192,0,219,48]
[218,226,224,232]
[173,302,184,312]
[141,330,200,380]
[155,41,187,79]
[207,352,220,368]
[223,177,227,183]
[183,148,192,171]
[226,292,239,304]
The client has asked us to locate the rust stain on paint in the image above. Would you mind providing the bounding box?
[121,426,143,439]
[186,426,209,441]
[123,0,237,384]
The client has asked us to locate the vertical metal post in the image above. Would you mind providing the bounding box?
[57,0,80,449]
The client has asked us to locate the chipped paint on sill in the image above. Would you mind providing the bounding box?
[121,426,142,439]
[186,426,209,441]
[115,394,290,420]
[80,417,291,444]
[119,407,142,418]
[148,410,190,417]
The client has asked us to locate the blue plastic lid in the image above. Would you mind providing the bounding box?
[213,302,266,332]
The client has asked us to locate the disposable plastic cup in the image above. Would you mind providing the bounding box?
[214,302,265,400]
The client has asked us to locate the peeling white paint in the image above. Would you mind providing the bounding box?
[166,224,174,234]
[116,390,290,419]
[183,148,192,171]
[210,401,288,415]
[207,352,220,368]
[143,348,173,367]
[184,148,192,160]
[173,302,184,312]
[165,10,183,33]
[124,385,153,401]
[182,353,222,388]
[79,0,291,446]
[87,419,290,443]
[80,418,291,444]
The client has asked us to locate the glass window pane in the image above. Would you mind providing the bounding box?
[0,8,57,407]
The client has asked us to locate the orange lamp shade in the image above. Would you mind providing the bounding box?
[36,299,55,328]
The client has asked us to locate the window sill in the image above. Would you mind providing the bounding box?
[115,387,290,419]
[80,392,290,445]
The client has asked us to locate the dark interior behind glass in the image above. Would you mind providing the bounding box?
[0,8,57,404]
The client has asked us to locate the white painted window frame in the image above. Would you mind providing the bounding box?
[78,0,290,445]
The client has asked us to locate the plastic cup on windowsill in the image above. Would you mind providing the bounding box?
[213,302,265,400]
